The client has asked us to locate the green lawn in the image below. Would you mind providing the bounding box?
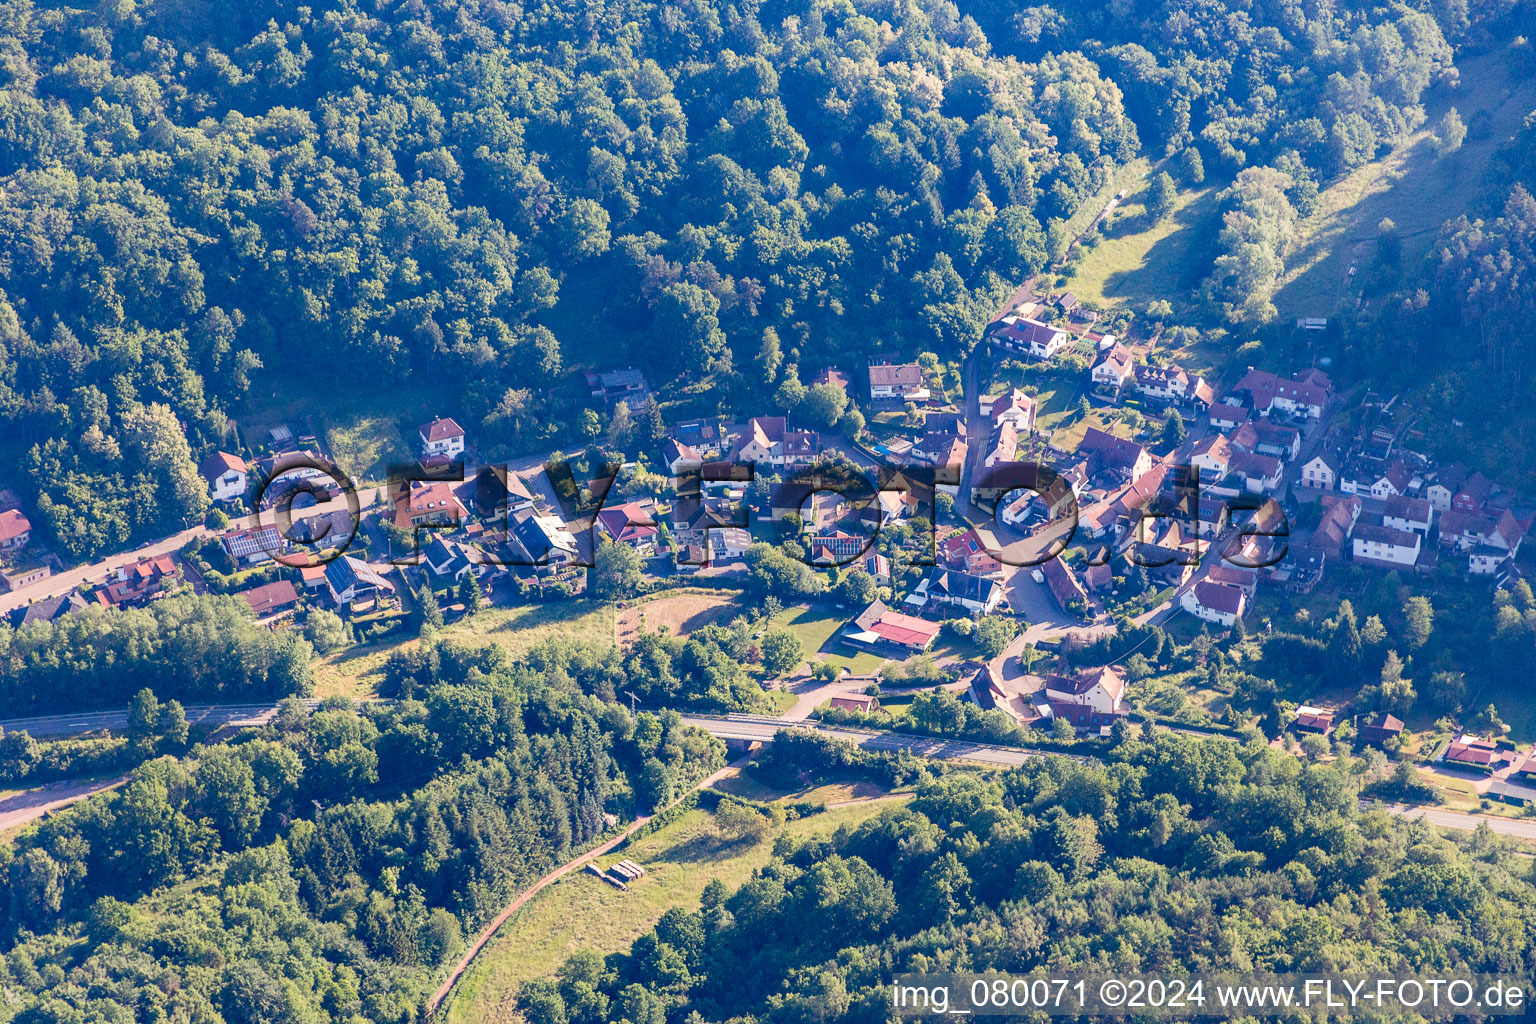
[1059,176,1219,314]
[771,604,887,673]
[442,798,898,1024]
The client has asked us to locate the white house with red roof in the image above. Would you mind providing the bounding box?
[868,362,927,401]
[199,451,249,502]
[0,509,31,553]
[418,417,466,459]
[981,388,1037,433]
[1090,342,1135,391]
[394,480,469,529]
[1042,665,1127,717]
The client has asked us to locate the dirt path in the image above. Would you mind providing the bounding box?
[428,754,749,1017]
[0,776,126,832]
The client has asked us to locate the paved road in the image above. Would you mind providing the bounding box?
[0,700,325,738]
[679,714,1046,767]
[0,776,126,831]
[1373,801,1536,840]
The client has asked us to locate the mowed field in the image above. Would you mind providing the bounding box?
[1058,176,1220,315]
[442,792,901,1024]
[1055,46,1536,323]
[615,590,741,646]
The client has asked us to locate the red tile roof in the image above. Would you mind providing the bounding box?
[0,509,31,544]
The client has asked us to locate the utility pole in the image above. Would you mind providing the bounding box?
[624,691,639,718]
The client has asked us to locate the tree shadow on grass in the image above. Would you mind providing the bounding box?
[651,830,762,866]
[1097,188,1221,307]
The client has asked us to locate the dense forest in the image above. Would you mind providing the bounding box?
[0,637,724,1022]
[526,731,1536,1024]
[3,0,1526,556]
[0,592,314,716]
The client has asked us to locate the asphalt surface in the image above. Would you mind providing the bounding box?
[679,714,1046,767]
[0,700,324,738]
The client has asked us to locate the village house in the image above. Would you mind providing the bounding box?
[240,580,301,618]
[983,422,1018,469]
[472,466,537,518]
[1290,705,1335,736]
[595,500,660,555]
[965,665,1034,725]
[1206,562,1258,597]
[418,417,466,459]
[1226,450,1284,495]
[673,418,725,456]
[661,438,705,475]
[1356,712,1405,746]
[1425,464,1495,513]
[808,530,869,563]
[1443,734,1505,772]
[1090,343,1135,392]
[1208,404,1249,431]
[671,496,741,547]
[1299,449,1342,490]
[1041,556,1088,616]
[986,314,1071,360]
[828,693,878,714]
[395,480,469,530]
[1226,367,1332,419]
[1180,579,1247,627]
[1286,546,1328,594]
[942,527,1002,575]
[812,367,850,391]
[907,568,1005,617]
[1352,521,1422,568]
[223,524,284,566]
[1452,470,1495,514]
[510,514,580,568]
[1340,457,1410,499]
[1078,427,1152,484]
[1230,420,1301,461]
[844,599,941,655]
[734,416,820,466]
[324,555,396,609]
[1382,495,1434,535]
[703,527,751,563]
[981,388,1037,433]
[94,554,180,608]
[7,592,87,629]
[1134,364,1213,409]
[585,368,651,413]
[199,451,249,503]
[1438,508,1525,554]
[0,509,31,553]
[867,361,927,402]
[1039,665,1128,728]
[1311,494,1362,557]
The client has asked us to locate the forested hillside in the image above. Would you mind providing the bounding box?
[0,0,1140,556]
[526,732,1536,1024]
[0,0,1529,552]
[0,639,724,1022]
